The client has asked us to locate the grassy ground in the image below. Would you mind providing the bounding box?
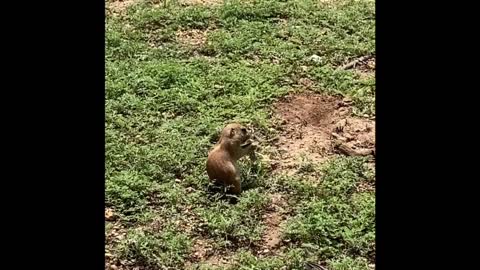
[105,0,375,269]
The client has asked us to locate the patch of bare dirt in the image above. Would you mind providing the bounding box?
[176,29,208,47]
[203,254,233,268]
[356,180,375,193]
[185,248,235,269]
[263,212,282,249]
[258,193,288,254]
[188,238,216,262]
[178,0,223,6]
[355,57,375,79]
[297,77,316,89]
[271,92,375,174]
[106,0,139,14]
[105,221,128,270]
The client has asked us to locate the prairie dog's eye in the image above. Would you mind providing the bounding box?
[241,128,247,133]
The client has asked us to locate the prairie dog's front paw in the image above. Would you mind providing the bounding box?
[241,139,253,149]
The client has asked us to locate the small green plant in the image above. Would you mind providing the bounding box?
[118,227,191,268]
[285,157,375,263]
[297,155,317,174]
[197,189,268,246]
[327,255,372,270]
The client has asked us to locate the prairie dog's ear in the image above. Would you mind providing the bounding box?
[229,128,235,138]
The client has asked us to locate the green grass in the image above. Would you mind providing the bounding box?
[106,0,375,269]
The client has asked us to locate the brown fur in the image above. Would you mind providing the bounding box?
[206,123,257,194]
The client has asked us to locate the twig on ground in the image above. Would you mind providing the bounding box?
[333,140,373,156]
[339,55,372,70]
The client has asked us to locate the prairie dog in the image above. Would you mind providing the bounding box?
[206,123,257,194]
